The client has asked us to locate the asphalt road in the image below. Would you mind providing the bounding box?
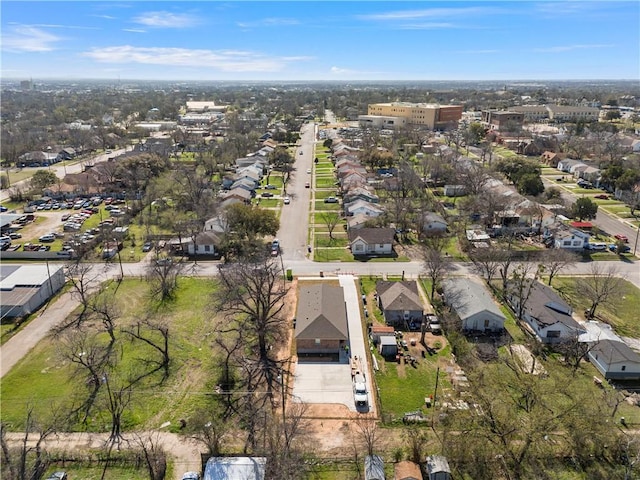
[276,122,315,261]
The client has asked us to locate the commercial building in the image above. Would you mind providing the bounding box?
[0,264,65,318]
[481,110,525,130]
[359,102,463,130]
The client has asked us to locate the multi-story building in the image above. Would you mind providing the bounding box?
[508,105,599,123]
[359,102,462,130]
[481,110,525,130]
[510,105,550,122]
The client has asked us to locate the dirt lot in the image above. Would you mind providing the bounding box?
[11,211,67,242]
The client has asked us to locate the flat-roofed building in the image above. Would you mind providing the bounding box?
[361,102,462,130]
[481,110,525,130]
[0,264,65,318]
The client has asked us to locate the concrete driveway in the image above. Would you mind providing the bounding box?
[292,275,375,414]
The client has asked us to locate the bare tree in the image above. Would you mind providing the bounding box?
[507,263,542,321]
[470,246,503,284]
[352,417,383,457]
[214,257,289,400]
[318,211,341,240]
[123,317,171,383]
[58,329,115,425]
[539,249,578,286]
[422,246,451,300]
[189,405,232,456]
[578,263,624,318]
[101,373,132,447]
[65,262,99,327]
[89,292,121,343]
[132,433,167,480]
[147,257,185,302]
[1,404,60,480]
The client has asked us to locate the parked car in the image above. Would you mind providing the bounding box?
[305,181,310,188]
[594,194,609,200]
[306,168,311,174]
[283,196,290,204]
[324,197,338,203]
[264,184,277,190]
[261,192,274,198]
[181,472,200,480]
[46,472,67,480]
[585,242,607,251]
[614,234,629,243]
[9,232,22,239]
[609,243,631,253]
[142,241,154,252]
[0,205,7,212]
[39,233,56,243]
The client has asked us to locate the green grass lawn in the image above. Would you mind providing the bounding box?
[316,177,338,189]
[255,198,279,208]
[44,464,156,480]
[313,200,341,211]
[261,175,284,188]
[315,234,349,248]
[314,190,339,199]
[314,247,353,262]
[554,277,640,338]
[0,277,221,431]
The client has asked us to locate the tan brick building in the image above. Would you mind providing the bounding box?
[359,102,463,130]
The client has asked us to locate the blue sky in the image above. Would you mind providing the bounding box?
[2,1,638,81]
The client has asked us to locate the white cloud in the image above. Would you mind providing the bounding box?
[359,7,500,21]
[122,29,146,33]
[133,11,200,28]
[533,44,614,53]
[1,25,62,52]
[396,22,457,30]
[237,17,300,28]
[82,45,312,72]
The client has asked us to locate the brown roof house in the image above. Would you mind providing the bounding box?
[295,283,348,362]
[349,228,395,257]
[376,280,424,328]
[394,461,422,480]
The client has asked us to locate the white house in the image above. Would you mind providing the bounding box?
[348,228,395,256]
[505,280,584,344]
[421,212,448,236]
[554,229,589,250]
[345,200,384,218]
[557,159,585,173]
[443,185,466,197]
[588,339,640,380]
[184,231,221,256]
[442,278,506,334]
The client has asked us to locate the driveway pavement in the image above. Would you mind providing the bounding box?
[292,275,375,414]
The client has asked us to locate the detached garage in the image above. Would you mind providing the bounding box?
[0,264,65,318]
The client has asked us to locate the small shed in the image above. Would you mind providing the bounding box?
[365,455,385,480]
[379,335,398,358]
[425,455,451,480]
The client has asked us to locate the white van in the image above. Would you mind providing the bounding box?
[353,374,368,407]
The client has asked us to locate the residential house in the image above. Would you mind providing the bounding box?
[557,159,586,173]
[204,215,229,234]
[234,167,261,184]
[235,155,268,169]
[394,461,422,480]
[230,178,258,193]
[376,281,425,328]
[184,231,220,256]
[220,187,252,204]
[425,455,451,480]
[364,455,385,480]
[295,283,348,361]
[349,228,395,256]
[343,187,380,204]
[203,457,266,480]
[58,147,77,160]
[420,212,448,236]
[553,228,589,250]
[347,213,374,231]
[442,278,506,334]
[340,171,368,190]
[443,184,466,197]
[345,200,384,218]
[505,280,584,344]
[540,151,560,167]
[575,165,601,184]
[588,339,640,380]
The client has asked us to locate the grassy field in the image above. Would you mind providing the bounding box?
[554,277,640,338]
[43,465,156,480]
[316,177,338,189]
[314,247,353,262]
[0,277,220,430]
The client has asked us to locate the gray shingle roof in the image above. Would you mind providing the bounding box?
[348,227,395,245]
[591,339,640,365]
[442,278,505,322]
[295,284,348,340]
[376,281,423,312]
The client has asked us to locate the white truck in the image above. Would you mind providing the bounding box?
[351,356,368,407]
